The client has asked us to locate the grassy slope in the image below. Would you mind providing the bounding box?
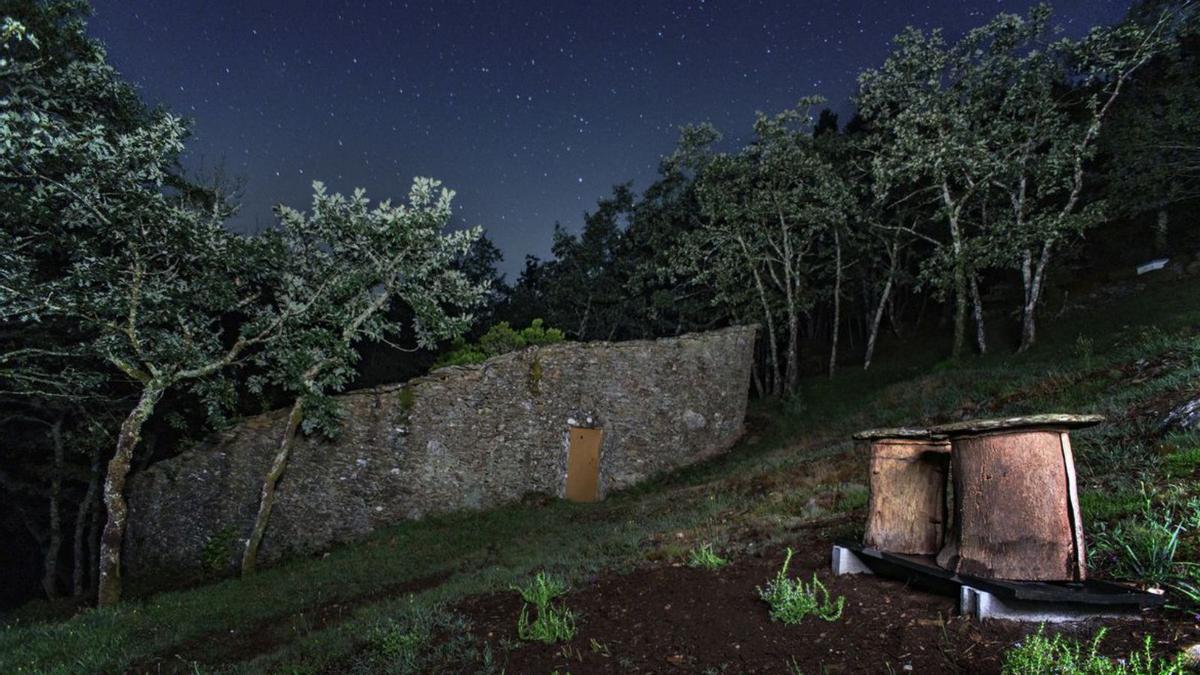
[2,274,1199,674]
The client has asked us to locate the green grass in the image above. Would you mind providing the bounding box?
[352,601,497,674]
[3,276,1199,673]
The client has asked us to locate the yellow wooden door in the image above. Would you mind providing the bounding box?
[565,427,602,502]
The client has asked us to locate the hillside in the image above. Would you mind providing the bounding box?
[2,270,1199,673]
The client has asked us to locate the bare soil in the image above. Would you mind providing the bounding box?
[459,535,1198,674]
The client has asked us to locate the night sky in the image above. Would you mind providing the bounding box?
[88,0,1132,278]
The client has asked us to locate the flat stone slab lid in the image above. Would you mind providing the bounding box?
[852,427,947,441]
[932,414,1105,436]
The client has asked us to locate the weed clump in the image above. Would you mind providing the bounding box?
[1001,626,1186,674]
[512,572,576,644]
[687,543,730,570]
[756,548,844,624]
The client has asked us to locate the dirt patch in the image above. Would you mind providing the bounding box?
[459,539,1198,674]
[126,570,452,674]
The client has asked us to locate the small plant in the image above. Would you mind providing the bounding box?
[200,524,238,573]
[687,543,729,570]
[512,572,577,644]
[756,548,845,624]
[1001,625,1187,674]
[1074,334,1095,370]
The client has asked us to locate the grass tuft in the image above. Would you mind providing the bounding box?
[687,543,729,570]
[512,572,576,644]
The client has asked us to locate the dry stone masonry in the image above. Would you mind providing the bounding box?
[124,326,756,577]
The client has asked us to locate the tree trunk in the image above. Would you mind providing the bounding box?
[241,396,306,576]
[97,382,166,607]
[42,417,64,599]
[73,447,101,598]
[88,478,101,593]
[1154,207,1169,254]
[742,240,782,397]
[948,211,968,360]
[828,230,842,379]
[1018,241,1053,353]
[970,272,987,356]
[864,276,893,372]
[784,303,800,395]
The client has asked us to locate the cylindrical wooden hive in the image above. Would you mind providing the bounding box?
[858,428,952,555]
[934,415,1103,582]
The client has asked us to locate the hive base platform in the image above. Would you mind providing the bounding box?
[831,543,1164,623]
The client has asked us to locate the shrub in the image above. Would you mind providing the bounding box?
[1001,626,1187,674]
[756,548,844,624]
[434,319,565,368]
[512,572,577,644]
[687,543,729,570]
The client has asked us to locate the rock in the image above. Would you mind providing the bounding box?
[682,410,707,431]
[1161,397,1200,432]
[124,326,758,579]
[1182,643,1200,668]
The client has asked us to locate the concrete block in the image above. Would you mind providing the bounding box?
[832,544,874,576]
[960,586,1143,623]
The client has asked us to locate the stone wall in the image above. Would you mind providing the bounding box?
[124,325,757,577]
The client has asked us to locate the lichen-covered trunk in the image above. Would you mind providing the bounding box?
[97,382,165,607]
[863,276,892,371]
[828,230,842,379]
[42,418,64,599]
[970,272,987,356]
[73,447,101,597]
[1154,206,1169,254]
[241,395,307,576]
[949,214,968,361]
[745,249,782,397]
[784,302,800,395]
[1018,241,1053,354]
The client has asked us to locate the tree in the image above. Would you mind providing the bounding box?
[1,1,295,605]
[689,101,852,395]
[454,231,509,321]
[858,4,1174,355]
[240,179,487,575]
[973,7,1175,350]
[856,23,1000,360]
[1102,1,1200,251]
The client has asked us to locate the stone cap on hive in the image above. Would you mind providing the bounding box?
[932,413,1105,437]
[852,427,947,442]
